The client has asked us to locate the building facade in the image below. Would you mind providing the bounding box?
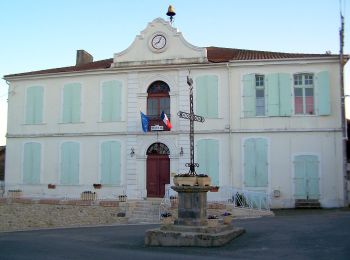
[4,18,348,208]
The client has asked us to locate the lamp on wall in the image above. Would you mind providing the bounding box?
[179,147,184,156]
[130,148,135,157]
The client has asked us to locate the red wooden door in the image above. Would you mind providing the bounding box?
[147,154,170,197]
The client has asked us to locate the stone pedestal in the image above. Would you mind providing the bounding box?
[145,185,245,247]
[172,185,210,226]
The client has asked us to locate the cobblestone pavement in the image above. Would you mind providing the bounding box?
[0,209,349,260]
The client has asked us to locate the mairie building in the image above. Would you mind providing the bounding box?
[3,18,348,208]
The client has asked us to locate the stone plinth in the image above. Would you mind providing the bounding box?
[145,185,246,247]
[171,185,211,226]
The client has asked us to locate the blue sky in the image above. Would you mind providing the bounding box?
[0,0,349,145]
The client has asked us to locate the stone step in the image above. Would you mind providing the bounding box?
[295,199,321,208]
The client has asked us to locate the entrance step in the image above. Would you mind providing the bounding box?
[295,199,321,209]
[127,199,162,224]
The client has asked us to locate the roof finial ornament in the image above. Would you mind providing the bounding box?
[166,5,176,25]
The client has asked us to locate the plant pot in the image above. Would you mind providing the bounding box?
[93,184,102,189]
[223,216,233,225]
[207,219,219,227]
[197,176,211,186]
[48,184,56,189]
[210,186,219,192]
[174,176,197,186]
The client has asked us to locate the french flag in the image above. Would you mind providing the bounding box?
[161,111,172,129]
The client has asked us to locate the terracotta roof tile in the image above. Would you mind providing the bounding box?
[4,47,341,78]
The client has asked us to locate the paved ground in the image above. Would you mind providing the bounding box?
[0,209,349,260]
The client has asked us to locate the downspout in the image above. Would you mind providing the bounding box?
[226,63,233,186]
[339,13,348,206]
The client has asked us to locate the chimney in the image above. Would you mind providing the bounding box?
[76,50,93,66]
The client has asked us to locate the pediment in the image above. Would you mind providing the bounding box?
[111,18,207,67]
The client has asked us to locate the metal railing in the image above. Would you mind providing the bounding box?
[159,185,270,219]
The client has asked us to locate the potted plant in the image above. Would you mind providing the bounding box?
[196,174,211,186]
[161,212,173,225]
[210,186,220,192]
[207,215,219,227]
[93,183,102,189]
[173,173,197,186]
[48,184,56,189]
[118,194,127,202]
[222,212,233,225]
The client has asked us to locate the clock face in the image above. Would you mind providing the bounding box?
[151,34,167,50]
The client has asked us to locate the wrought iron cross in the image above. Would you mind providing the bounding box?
[177,75,205,175]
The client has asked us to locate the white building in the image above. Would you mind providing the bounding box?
[4,18,348,208]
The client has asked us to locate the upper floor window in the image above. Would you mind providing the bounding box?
[255,75,265,116]
[147,81,171,131]
[25,86,43,124]
[62,83,81,123]
[101,80,122,122]
[294,74,314,115]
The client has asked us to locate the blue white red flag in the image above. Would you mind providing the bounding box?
[161,111,172,129]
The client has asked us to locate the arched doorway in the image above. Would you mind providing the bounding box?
[146,142,170,197]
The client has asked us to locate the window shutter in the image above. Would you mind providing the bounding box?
[206,76,219,118]
[244,138,256,186]
[102,81,122,122]
[23,143,41,184]
[242,74,256,117]
[61,142,79,185]
[101,141,121,185]
[294,155,307,199]
[196,140,207,176]
[305,156,320,199]
[316,71,331,116]
[26,86,43,124]
[63,83,81,123]
[207,139,219,185]
[196,76,209,117]
[278,73,292,116]
[255,138,268,187]
[267,74,280,116]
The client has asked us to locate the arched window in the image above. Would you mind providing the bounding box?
[147,142,170,155]
[147,81,171,131]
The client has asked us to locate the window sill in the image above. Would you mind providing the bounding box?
[58,122,85,125]
[97,120,125,123]
[22,123,47,126]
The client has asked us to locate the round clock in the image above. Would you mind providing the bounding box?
[151,34,167,50]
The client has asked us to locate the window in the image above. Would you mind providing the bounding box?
[60,142,79,185]
[25,86,43,124]
[255,75,265,116]
[243,138,268,187]
[147,81,171,130]
[196,75,218,118]
[197,139,219,185]
[101,80,122,122]
[294,74,314,115]
[62,83,81,123]
[101,141,121,185]
[23,142,41,184]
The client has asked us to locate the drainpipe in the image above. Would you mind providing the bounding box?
[226,63,233,186]
[339,13,348,206]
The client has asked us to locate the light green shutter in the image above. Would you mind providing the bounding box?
[294,155,319,199]
[197,139,219,185]
[207,76,218,118]
[244,138,256,186]
[294,156,306,199]
[61,142,79,185]
[101,141,121,185]
[102,81,122,122]
[278,73,292,116]
[255,138,268,187]
[305,156,319,199]
[26,86,43,124]
[196,76,209,117]
[243,74,255,117]
[207,139,219,185]
[316,71,331,116]
[23,142,41,184]
[63,83,81,123]
[267,74,280,116]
